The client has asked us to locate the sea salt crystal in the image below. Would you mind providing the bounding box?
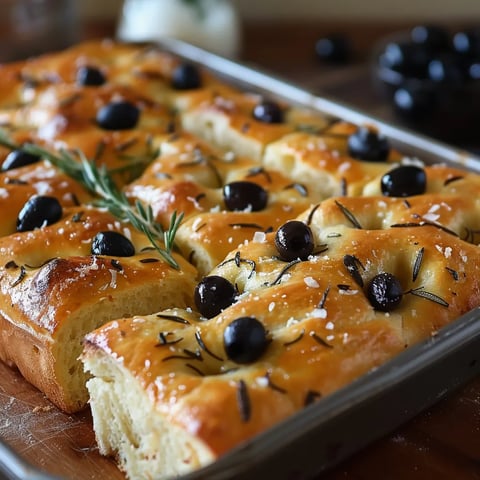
[253,231,267,243]
[311,308,327,319]
[422,212,440,222]
[304,276,319,288]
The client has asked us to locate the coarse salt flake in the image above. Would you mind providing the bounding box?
[311,308,327,319]
[253,231,267,243]
[422,213,440,222]
[304,276,319,288]
[256,376,269,387]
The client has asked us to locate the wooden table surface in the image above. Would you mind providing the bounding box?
[0,18,479,480]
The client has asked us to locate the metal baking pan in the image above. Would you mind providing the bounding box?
[0,38,479,480]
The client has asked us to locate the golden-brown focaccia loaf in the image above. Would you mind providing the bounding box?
[82,219,480,478]
[295,165,480,239]
[0,205,197,412]
[124,126,412,275]
[262,122,403,197]
[125,131,323,274]
[1,38,480,480]
[181,90,334,160]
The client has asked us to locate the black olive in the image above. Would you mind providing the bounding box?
[347,127,390,162]
[2,149,41,171]
[223,316,269,364]
[381,165,427,197]
[393,82,438,121]
[428,54,466,86]
[315,34,351,63]
[96,101,140,130]
[91,231,135,257]
[367,272,403,312]
[252,100,284,124]
[453,28,480,57]
[411,25,450,52]
[380,41,430,76]
[171,63,202,90]
[275,221,314,262]
[223,181,268,212]
[76,65,106,86]
[16,196,62,232]
[468,61,480,80]
[194,275,237,319]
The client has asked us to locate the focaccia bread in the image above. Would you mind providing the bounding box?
[0,38,479,480]
[0,205,196,412]
[82,220,480,478]
[125,130,331,274]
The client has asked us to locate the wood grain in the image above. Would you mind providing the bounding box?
[0,362,123,479]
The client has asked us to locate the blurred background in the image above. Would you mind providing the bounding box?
[1,0,480,148]
[80,0,480,21]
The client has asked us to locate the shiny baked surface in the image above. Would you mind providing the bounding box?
[0,39,479,479]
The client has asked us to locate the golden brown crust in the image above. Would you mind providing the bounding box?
[0,38,479,479]
[0,205,197,412]
[84,224,480,458]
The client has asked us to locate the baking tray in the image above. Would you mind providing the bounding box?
[0,38,480,480]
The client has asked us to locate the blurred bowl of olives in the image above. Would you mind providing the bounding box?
[372,24,480,145]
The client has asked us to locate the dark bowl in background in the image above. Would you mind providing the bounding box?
[372,26,480,147]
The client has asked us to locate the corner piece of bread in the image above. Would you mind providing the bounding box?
[82,310,218,479]
[0,207,197,413]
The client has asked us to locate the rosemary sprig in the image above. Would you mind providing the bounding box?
[0,130,183,269]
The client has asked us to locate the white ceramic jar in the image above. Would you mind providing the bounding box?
[117,0,242,58]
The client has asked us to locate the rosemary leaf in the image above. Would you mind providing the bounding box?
[0,131,182,270]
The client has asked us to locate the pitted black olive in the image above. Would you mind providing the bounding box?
[96,101,140,130]
[194,275,237,319]
[252,100,284,124]
[393,82,438,121]
[347,127,390,162]
[16,196,62,232]
[275,221,314,262]
[381,165,427,197]
[91,231,135,257]
[76,65,106,86]
[223,316,269,364]
[2,149,41,171]
[379,41,430,76]
[315,34,351,63]
[453,28,480,57]
[428,55,466,86]
[171,63,202,90]
[367,272,403,312]
[411,25,450,52]
[223,181,268,212]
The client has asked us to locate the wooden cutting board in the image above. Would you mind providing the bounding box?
[0,361,123,479]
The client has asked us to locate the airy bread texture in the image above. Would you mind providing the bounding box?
[0,206,197,412]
